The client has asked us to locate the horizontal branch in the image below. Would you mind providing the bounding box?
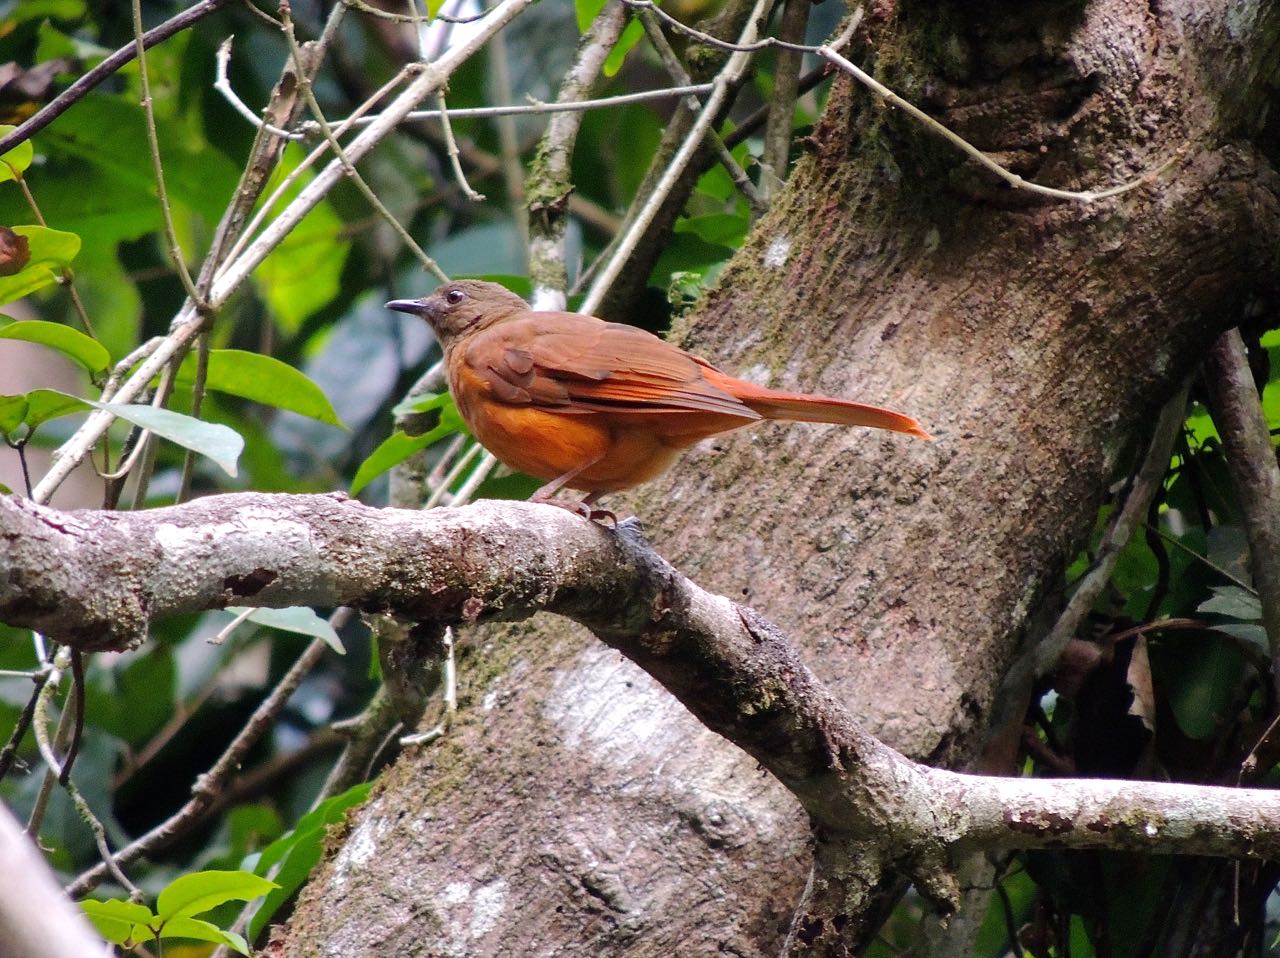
[3,492,1279,887]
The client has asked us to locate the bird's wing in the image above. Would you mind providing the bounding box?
[467,313,761,420]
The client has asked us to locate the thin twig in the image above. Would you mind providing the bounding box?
[486,22,526,231]
[818,46,1182,203]
[213,37,298,139]
[12,176,97,339]
[344,0,494,24]
[758,0,810,203]
[526,0,629,303]
[983,382,1190,764]
[175,332,211,504]
[434,93,486,201]
[424,441,484,508]
[131,0,202,303]
[1035,382,1190,675]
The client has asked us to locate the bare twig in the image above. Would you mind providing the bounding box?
[434,93,487,202]
[278,7,448,280]
[526,0,629,303]
[65,610,351,897]
[131,0,202,303]
[343,0,494,25]
[982,382,1189,770]
[758,0,810,203]
[486,23,526,229]
[818,44,1183,203]
[636,8,764,212]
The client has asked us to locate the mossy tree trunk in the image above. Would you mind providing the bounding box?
[276,1,1280,954]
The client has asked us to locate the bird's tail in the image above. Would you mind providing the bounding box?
[722,377,931,440]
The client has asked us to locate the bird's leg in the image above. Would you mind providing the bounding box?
[578,491,617,526]
[530,456,608,522]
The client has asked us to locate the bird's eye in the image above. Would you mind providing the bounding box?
[445,288,466,306]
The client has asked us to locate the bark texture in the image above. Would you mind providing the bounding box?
[277,1,1280,954]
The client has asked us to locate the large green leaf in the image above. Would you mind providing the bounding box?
[158,917,250,955]
[0,226,81,305]
[5,0,85,25]
[80,899,158,946]
[156,869,277,921]
[603,17,645,76]
[245,781,375,939]
[0,389,91,438]
[254,145,350,332]
[0,319,109,374]
[176,349,345,427]
[0,124,33,182]
[350,411,467,496]
[73,395,244,477]
[575,0,607,31]
[225,606,346,654]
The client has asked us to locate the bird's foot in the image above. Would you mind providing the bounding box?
[587,508,618,526]
[531,495,617,526]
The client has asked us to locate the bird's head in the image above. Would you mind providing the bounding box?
[386,280,528,345]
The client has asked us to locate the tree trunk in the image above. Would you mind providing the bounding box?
[276,1,1280,953]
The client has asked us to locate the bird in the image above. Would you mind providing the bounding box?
[386,280,929,518]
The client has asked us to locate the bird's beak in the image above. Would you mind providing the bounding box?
[386,298,426,316]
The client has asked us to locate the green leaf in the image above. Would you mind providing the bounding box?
[73,396,244,477]
[1197,585,1262,622]
[0,319,110,374]
[156,869,277,921]
[0,394,27,434]
[674,212,750,247]
[350,416,468,495]
[0,389,91,437]
[390,390,454,418]
[254,145,350,331]
[158,916,250,955]
[226,606,346,654]
[603,17,645,76]
[80,899,159,946]
[575,0,608,31]
[4,0,85,24]
[246,781,375,940]
[176,349,345,428]
[0,226,81,305]
[24,388,91,429]
[0,125,33,183]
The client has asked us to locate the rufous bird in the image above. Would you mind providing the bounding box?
[387,281,929,517]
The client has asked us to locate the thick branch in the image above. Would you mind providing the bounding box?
[1203,328,1280,686]
[4,491,1280,882]
[0,801,104,958]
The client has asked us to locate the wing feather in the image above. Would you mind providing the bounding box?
[466,313,760,422]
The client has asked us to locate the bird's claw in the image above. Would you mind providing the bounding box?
[532,496,617,526]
